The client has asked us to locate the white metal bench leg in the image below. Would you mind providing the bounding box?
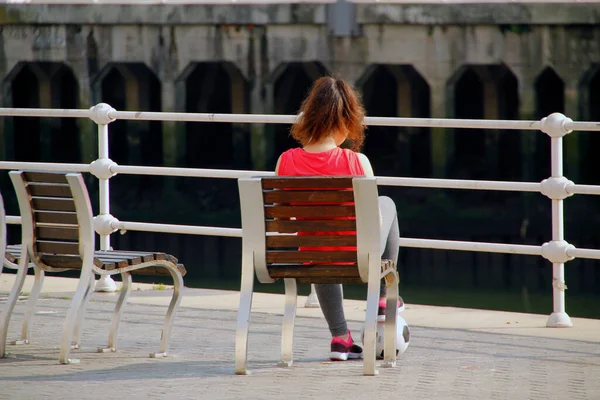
[150,267,183,358]
[71,274,95,350]
[382,270,399,368]
[14,264,44,345]
[59,265,94,364]
[235,256,254,375]
[363,273,380,376]
[99,272,131,353]
[278,278,297,368]
[0,255,29,357]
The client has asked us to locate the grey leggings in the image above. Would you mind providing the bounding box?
[315,196,400,337]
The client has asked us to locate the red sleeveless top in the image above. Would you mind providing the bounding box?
[277,147,365,255]
[277,147,365,177]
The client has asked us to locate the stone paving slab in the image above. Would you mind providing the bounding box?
[1,296,599,400]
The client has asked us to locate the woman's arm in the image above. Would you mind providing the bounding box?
[356,153,382,227]
[357,153,375,177]
[275,155,282,175]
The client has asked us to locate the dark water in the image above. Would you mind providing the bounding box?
[2,175,599,320]
[137,276,600,320]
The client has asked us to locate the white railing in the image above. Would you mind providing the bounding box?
[1,103,600,328]
[6,0,600,4]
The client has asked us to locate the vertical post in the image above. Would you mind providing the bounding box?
[98,123,111,251]
[549,137,568,323]
[304,284,320,308]
[90,104,118,293]
[541,113,573,328]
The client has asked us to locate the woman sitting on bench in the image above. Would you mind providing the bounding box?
[274,75,404,361]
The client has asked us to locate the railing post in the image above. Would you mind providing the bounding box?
[539,113,574,328]
[89,103,118,292]
[304,284,320,308]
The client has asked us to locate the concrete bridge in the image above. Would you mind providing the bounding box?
[1,2,599,179]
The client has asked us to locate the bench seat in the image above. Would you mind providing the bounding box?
[5,245,186,277]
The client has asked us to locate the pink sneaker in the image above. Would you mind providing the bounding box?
[377,297,405,321]
[330,330,363,361]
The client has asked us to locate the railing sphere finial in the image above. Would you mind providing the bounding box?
[89,103,116,125]
[540,112,573,138]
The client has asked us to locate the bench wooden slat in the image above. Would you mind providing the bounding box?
[32,197,76,212]
[112,250,177,264]
[36,226,79,241]
[96,253,143,265]
[267,250,357,264]
[268,264,360,278]
[5,245,22,263]
[28,183,72,198]
[5,251,17,263]
[296,276,363,284]
[36,240,79,255]
[110,251,156,262]
[35,211,79,225]
[265,205,355,219]
[266,235,357,248]
[96,257,129,269]
[133,263,187,277]
[38,254,91,269]
[266,219,356,233]
[263,190,355,204]
[261,177,354,189]
[23,171,69,184]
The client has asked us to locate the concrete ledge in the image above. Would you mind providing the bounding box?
[1,4,598,25]
[0,4,328,25]
[2,274,599,343]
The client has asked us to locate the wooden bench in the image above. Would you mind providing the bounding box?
[0,171,187,364]
[235,176,400,376]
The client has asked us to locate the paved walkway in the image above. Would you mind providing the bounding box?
[1,275,600,400]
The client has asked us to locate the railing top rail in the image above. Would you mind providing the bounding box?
[0,106,599,132]
[4,0,337,4]
[5,0,599,3]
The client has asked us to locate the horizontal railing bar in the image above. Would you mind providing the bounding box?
[110,110,546,130]
[9,214,600,260]
[399,237,543,256]
[111,165,275,179]
[6,0,337,3]
[1,106,599,132]
[111,111,298,124]
[350,0,600,3]
[0,106,594,132]
[566,184,600,196]
[114,221,242,237]
[376,177,541,192]
[0,108,91,118]
[6,216,22,225]
[4,162,600,196]
[0,162,91,172]
[564,121,600,131]
[567,247,600,260]
[113,165,545,192]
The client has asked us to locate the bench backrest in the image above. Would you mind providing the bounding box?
[9,171,95,269]
[238,176,381,284]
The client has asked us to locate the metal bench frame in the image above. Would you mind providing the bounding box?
[1,192,44,349]
[235,176,400,376]
[0,171,185,364]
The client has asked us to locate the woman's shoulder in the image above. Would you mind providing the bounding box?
[276,147,302,174]
[341,148,367,163]
[341,149,374,176]
[280,147,303,158]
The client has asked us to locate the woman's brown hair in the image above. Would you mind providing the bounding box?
[290,75,366,152]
